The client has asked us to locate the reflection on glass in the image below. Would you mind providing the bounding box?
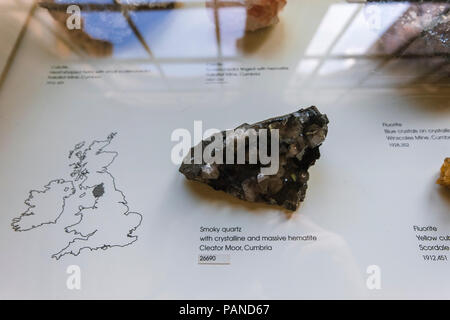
[331,3,409,55]
[9,1,450,90]
[305,3,359,56]
[292,1,449,89]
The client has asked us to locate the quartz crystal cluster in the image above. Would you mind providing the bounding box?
[179,106,329,211]
[242,0,287,31]
[437,158,450,188]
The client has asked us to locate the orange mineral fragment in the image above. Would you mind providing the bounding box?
[437,158,450,188]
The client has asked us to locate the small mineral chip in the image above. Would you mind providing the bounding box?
[437,158,450,188]
[179,106,329,211]
[243,0,287,31]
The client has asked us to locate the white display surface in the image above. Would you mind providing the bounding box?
[0,0,449,299]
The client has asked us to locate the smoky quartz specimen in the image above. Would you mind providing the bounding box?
[179,106,329,211]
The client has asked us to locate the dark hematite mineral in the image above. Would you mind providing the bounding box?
[179,106,329,211]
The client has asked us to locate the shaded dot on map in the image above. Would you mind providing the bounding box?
[92,183,105,198]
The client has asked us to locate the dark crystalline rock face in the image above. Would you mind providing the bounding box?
[179,106,329,211]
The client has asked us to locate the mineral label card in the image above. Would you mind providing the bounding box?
[0,0,449,299]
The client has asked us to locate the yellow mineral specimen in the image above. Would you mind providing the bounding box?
[437,158,450,188]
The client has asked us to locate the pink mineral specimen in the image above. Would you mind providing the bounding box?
[243,0,287,31]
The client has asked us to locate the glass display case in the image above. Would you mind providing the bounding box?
[0,0,449,299]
